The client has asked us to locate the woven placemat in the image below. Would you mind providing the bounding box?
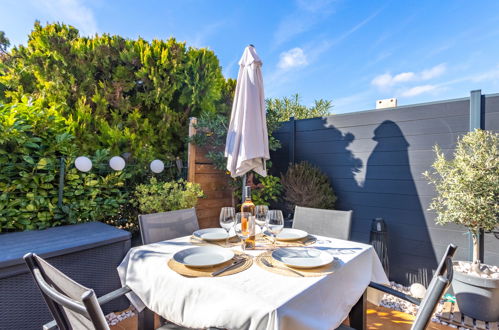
[190,235,242,247]
[257,235,317,249]
[168,251,253,277]
[255,251,337,277]
[190,234,317,249]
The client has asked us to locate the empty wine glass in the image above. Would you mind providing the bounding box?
[219,207,235,247]
[255,205,268,233]
[235,212,253,251]
[266,210,284,249]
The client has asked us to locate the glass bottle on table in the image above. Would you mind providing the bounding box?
[241,186,256,249]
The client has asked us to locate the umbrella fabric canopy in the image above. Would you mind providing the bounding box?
[225,45,269,178]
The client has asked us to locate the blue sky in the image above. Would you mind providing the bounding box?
[2,0,499,113]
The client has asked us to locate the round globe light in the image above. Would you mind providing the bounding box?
[150,159,165,173]
[109,156,126,171]
[74,156,92,172]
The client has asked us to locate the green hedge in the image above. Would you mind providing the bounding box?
[0,22,233,163]
[0,99,130,232]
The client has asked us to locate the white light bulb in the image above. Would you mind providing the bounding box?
[109,156,126,171]
[74,156,92,172]
[150,159,165,173]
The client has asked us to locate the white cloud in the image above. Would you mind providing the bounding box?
[278,48,308,69]
[371,63,446,89]
[399,85,438,97]
[34,0,98,36]
[470,67,499,82]
[273,0,336,46]
[421,63,447,80]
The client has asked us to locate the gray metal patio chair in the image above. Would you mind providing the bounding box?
[292,206,352,240]
[139,208,199,245]
[24,252,189,330]
[339,244,457,330]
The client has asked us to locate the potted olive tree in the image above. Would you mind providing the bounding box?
[424,129,499,321]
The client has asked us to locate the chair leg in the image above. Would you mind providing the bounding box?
[349,289,367,330]
[138,307,155,330]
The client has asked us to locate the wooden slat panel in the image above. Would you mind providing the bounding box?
[440,302,452,320]
[463,315,474,328]
[489,322,499,330]
[187,120,233,229]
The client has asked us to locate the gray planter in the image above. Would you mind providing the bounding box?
[452,261,499,322]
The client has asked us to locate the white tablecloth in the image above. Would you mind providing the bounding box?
[117,236,388,330]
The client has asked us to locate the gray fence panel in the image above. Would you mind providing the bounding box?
[271,93,499,286]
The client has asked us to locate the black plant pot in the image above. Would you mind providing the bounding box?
[452,261,499,322]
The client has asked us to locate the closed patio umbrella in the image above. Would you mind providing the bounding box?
[225,45,269,194]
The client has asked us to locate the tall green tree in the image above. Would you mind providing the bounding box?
[0,22,229,162]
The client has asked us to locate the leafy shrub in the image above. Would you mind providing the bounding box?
[0,100,130,232]
[281,161,336,214]
[134,177,204,214]
[231,173,283,207]
[423,130,499,269]
[0,22,231,163]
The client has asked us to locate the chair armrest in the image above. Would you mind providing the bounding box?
[43,320,58,330]
[97,285,131,305]
[43,286,132,330]
[369,282,421,306]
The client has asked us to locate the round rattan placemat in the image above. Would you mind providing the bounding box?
[168,251,253,277]
[255,251,338,277]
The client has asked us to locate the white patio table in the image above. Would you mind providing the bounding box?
[117,235,389,330]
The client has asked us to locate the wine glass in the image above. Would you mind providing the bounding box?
[235,212,253,251]
[266,210,284,249]
[219,207,235,247]
[255,205,269,234]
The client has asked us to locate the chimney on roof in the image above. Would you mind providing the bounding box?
[376,98,397,109]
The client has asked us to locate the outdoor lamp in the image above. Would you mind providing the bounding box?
[74,156,92,172]
[150,159,164,173]
[109,156,126,171]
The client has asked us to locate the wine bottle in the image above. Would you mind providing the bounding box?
[241,186,256,249]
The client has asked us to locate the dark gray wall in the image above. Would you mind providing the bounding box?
[271,92,499,286]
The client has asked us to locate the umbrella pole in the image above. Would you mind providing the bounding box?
[241,173,247,203]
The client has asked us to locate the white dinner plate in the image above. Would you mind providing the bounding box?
[173,246,234,268]
[193,228,236,241]
[276,228,308,241]
[272,247,334,269]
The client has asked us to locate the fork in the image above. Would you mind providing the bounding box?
[261,258,304,277]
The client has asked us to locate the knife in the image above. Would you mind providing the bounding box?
[212,258,246,276]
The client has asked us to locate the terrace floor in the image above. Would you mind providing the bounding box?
[109,303,453,330]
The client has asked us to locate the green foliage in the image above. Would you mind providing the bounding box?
[133,177,204,214]
[423,130,499,233]
[231,174,283,207]
[0,100,130,232]
[251,175,283,206]
[0,22,229,162]
[0,31,9,54]
[266,93,332,122]
[281,161,337,214]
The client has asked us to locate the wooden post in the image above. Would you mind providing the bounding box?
[187,117,197,183]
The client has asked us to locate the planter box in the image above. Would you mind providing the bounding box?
[0,222,131,330]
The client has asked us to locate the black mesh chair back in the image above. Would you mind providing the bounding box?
[139,208,199,245]
[293,206,352,240]
[24,253,109,330]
